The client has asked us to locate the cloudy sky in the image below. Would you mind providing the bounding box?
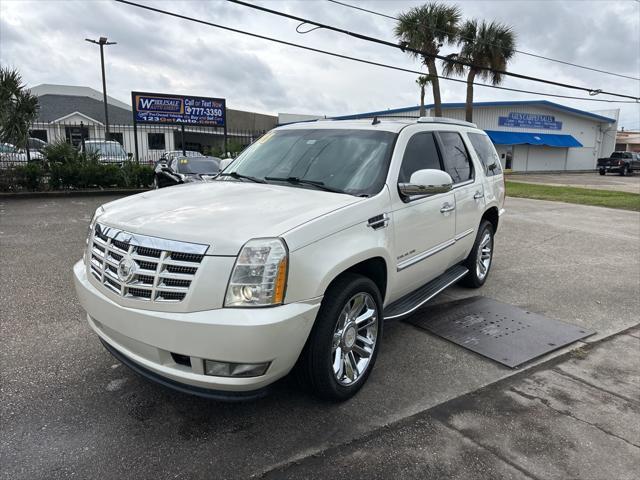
[1,0,639,127]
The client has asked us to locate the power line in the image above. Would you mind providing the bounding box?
[113,0,638,104]
[226,0,639,101]
[327,0,640,82]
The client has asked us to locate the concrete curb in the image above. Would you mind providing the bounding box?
[0,188,149,199]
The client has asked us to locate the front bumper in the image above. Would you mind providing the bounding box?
[73,261,321,395]
[600,165,623,173]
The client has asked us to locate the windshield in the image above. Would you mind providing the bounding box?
[177,156,220,174]
[86,142,126,157]
[220,129,396,196]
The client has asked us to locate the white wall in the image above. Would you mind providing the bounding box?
[426,104,618,172]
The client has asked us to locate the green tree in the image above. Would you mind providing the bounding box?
[395,2,461,117]
[416,75,432,116]
[443,20,516,122]
[0,66,39,157]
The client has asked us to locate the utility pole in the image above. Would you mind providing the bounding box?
[85,37,116,138]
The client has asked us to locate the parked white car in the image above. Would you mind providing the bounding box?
[73,117,505,400]
[0,142,44,166]
[81,140,129,164]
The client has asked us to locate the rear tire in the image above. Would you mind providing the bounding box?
[295,273,382,401]
[461,220,494,288]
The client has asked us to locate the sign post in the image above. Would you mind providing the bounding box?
[131,91,227,159]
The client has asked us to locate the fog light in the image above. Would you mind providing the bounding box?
[204,359,270,378]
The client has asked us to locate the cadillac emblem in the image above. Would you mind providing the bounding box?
[117,254,137,283]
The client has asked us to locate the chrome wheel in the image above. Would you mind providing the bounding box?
[332,292,379,386]
[476,231,493,281]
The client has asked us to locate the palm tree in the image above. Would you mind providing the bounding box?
[395,2,461,117]
[416,75,431,116]
[0,66,39,158]
[443,20,516,122]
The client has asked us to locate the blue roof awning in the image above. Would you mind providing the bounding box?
[485,130,583,148]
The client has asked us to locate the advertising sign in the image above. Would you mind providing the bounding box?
[131,91,226,127]
[498,112,562,130]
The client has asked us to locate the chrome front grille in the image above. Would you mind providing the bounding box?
[88,223,208,302]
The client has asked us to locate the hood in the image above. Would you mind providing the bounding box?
[99,181,362,255]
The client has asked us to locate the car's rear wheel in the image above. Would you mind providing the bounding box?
[295,274,382,401]
[461,220,494,288]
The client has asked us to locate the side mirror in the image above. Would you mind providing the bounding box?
[399,169,453,197]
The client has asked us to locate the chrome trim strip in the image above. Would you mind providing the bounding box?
[397,239,455,271]
[384,267,469,320]
[454,228,474,241]
[397,228,475,272]
[97,223,209,255]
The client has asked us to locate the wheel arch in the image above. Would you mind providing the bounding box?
[481,206,500,233]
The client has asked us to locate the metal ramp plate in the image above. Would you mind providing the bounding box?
[404,296,594,368]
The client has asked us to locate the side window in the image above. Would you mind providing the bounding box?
[398,132,442,183]
[437,132,473,184]
[467,132,502,176]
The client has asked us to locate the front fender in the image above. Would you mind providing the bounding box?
[284,222,393,304]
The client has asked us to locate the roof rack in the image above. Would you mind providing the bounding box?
[417,117,478,128]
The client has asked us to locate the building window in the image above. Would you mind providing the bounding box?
[29,129,48,142]
[107,132,124,145]
[148,133,166,150]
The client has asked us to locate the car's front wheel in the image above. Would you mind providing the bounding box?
[461,220,495,288]
[599,169,606,176]
[296,274,382,401]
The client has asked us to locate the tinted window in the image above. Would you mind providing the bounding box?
[467,132,502,176]
[398,132,441,183]
[437,132,473,184]
[177,156,220,174]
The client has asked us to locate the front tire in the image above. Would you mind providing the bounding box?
[620,165,629,176]
[461,220,495,288]
[295,274,382,401]
[599,169,606,176]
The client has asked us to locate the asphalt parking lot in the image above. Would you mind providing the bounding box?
[508,172,640,193]
[1,195,639,479]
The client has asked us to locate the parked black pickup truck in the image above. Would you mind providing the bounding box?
[597,151,640,176]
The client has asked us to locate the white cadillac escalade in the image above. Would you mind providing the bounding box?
[73,117,505,401]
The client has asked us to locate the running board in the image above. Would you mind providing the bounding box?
[383,265,469,320]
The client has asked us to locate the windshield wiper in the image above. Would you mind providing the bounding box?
[217,171,266,183]
[264,176,347,194]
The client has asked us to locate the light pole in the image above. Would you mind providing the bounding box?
[85,37,116,137]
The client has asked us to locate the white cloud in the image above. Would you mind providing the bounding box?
[1,0,638,127]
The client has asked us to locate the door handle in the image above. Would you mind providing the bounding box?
[440,203,455,214]
[473,191,484,200]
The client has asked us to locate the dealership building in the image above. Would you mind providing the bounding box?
[29,84,278,162]
[331,101,619,172]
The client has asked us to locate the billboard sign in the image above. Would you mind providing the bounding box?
[131,91,226,127]
[498,112,562,130]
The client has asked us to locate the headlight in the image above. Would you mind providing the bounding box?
[224,238,288,307]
